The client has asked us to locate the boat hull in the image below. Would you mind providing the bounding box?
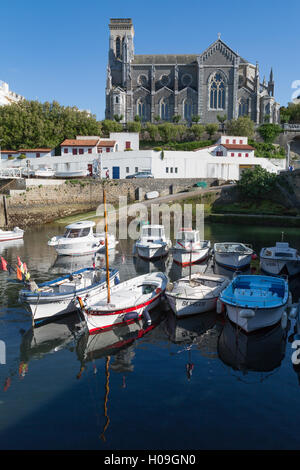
[260,258,300,277]
[165,293,217,317]
[83,293,163,334]
[172,248,209,266]
[214,252,252,270]
[50,240,101,256]
[225,303,287,333]
[136,244,169,260]
[20,270,119,324]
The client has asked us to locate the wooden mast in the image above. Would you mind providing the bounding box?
[103,188,111,303]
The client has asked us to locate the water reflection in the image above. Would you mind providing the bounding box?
[20,313,85,363]
[76,308,163,374]
[218,319,288,374]
[0,238,24,255]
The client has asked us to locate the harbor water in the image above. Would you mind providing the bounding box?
[0,221,299,450]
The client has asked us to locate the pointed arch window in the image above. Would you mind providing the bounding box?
[116,37,121,58]
[137,99,146,120]
[183,99,192,121]
[209,72,226,110]
[160,99,169,120]
[239,98,249,116]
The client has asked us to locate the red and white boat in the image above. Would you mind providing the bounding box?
[0,226,24,241]
[77,272,168,334]
[172,229,210,266]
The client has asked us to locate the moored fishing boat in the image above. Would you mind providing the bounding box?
[19,267,119,325]
[214,242,253,270]
[48,221,105,256]
[172,229,210,266]
[77,272,168,334]
[165,273,229,317]
[135,224,171,260]
[260,242,300,277]
[0,226,24,241]
[218,274,289,333]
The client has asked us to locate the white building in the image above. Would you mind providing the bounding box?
[0,148,54,160]
[0,81,24,106]
[0,134,284,180]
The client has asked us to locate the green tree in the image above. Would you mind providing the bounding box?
[172,115,181,123]
[190,124,204,140]
[113,114,123,123]
[257,124,282,143]
[205,123,219,139]
[101,119,123,135]
[191,115,201,123]
[217,114,227,133]
[226,116,255,138]
[0,99,102,150]
[126,121,142,133]
[237,166,277,200]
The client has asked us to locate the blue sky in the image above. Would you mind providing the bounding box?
[1,0,299,120]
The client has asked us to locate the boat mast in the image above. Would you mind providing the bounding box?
[103,188,111,303]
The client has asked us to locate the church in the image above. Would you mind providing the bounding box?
[105,18,280,126]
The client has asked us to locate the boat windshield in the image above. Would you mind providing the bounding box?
[275,252,294,258]
[142,227,164,238]
[64,227,91,238]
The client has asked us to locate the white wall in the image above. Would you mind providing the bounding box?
[110,132,139,151]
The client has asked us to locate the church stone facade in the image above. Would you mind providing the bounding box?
[105,18,280,125]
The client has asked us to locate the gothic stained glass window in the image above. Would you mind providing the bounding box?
[160,99,169,120]
[116,37,121,58]
[239,98,249,116]
[137,99,146,120]
[184,99,192,121]
[209,73,226,110]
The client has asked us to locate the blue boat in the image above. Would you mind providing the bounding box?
[218,275,289,333]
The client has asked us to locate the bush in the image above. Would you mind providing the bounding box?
[237,166,277,199]
[257,124,282,143]
[18,153,27,159]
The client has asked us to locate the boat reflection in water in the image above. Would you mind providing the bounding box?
[0,238,24,255]
[218,319,288,375]
[20,313,85,364]
[133,254,170,276]
[76,308,163,373]
[213,262,251,279]
[51,250,118,274]
[168,258,209,283]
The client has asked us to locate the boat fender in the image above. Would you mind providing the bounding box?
[76,296,86,310]
[123,311,139,322]
[155,287,162,295]
[143,308,152,326]
[289,306,298,319]
[239,309,255,318]
[115,275,120,285]
[251,253,257,260]
[216,299,224,314]
[281,311,288,330]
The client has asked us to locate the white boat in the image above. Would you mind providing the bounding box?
[172,229,210,266]
[214,242,253,270]
[0,226,24,241]
[55,169,89,178]
[260,242,300,277]
[19,267,119,325]
[218,275,289,333]
[77,272,168,334]
[135,224,172,260]
[33,167,55,178]
[48,221,106,256]
[165,273,230,317]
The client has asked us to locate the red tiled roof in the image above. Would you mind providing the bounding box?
[18,148,52,152]
[98,140,116,147]
[0,150,18,154]
[61,139,100,147]
[221,144,255,150]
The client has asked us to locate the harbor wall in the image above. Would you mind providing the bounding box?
[0,178,223,228]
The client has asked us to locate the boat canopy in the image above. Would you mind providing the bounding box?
[176,229,199,242]
[141,225,165,239]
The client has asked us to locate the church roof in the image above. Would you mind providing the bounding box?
[132,54,197,65]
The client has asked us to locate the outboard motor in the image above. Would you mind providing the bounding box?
[123,311,139,322]
[143,308,151,326]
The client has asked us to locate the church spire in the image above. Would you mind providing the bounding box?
[268,67,274,97]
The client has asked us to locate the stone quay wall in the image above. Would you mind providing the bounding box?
[0,177,222,228]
